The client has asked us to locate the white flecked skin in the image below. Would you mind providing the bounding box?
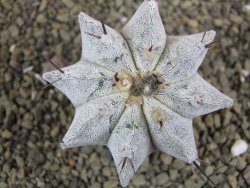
[42,0,233,187]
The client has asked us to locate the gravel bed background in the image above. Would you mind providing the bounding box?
[0,0,249,187]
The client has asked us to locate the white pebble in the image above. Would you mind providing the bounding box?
[23,66,34,73]
[9,44,16,53]
[231,139,248,157]
[244,5,250,12]
[120,16,128,23]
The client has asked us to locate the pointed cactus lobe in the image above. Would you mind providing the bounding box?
[42,0,233,187]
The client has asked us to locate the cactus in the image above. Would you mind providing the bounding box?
[42,0,233,187]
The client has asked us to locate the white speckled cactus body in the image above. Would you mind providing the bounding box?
[42,0,233,187]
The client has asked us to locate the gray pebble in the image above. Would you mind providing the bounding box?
[169,169,178,180]
[90,182,101,188]
[227,175,237,188]
[156,173,169,185]
[102,166,111,177]
[1,130,12,139]
[0,182,8,188]
[160,153,173,165]
[132,174,146,186]
[15,156,24,168]
[62,0,74,8]
[172,160,186,170]
[243,166,250,185]
[103,180,118,188]
[57,14,70,23]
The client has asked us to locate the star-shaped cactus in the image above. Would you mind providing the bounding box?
[42,0,233,187]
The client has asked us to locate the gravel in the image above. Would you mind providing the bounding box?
[0,0,249,187]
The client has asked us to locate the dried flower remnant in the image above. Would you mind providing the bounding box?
[42,0,233,187]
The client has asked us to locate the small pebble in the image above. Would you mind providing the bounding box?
[103,180,118,188]
[15,156,24,168]
[169,169,178,180]
[0,182,8,188]
[243,166,250,185]
[133,174,146,186]
[62,0,74,8]
[90,182,101,188]
[1,130,12,139]
[102,166,111,177]
[156,173,169,185]
[187,19,199,28]
[231,139,248,156]
[227,175,237,188]
[160,153,173,165]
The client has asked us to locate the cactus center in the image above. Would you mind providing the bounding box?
[131,74,160,96]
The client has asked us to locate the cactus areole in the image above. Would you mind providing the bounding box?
[42,0,233,187]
